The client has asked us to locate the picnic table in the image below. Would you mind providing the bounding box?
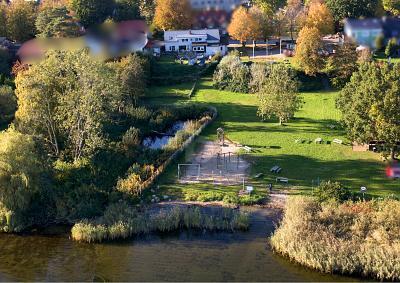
[276,177,289,183]
[270,166,282,173]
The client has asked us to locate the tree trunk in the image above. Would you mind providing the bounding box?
[279,117,283,126]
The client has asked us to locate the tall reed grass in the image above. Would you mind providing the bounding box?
[270,196,400,281]
[71,202,249,243]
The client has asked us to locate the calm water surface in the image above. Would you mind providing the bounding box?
[0,209,358,282]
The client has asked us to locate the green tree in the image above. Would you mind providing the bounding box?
[337,62,400,160]
[70,0,114,27]
[113,0,140,21]
[326,41,359,88]
[256,64,301,125]
[375,34,385,52]
[6,0,37,42]
[15,51,123,161]
[0,128,51,232]
[325,0,382,24]
[0,2,7,37]
[385,37,398,57]
[35,7,80,38]
[383,0,400,15]
[0,85,16,127]
[108,54,147,109]
[294,26,325,75]
[139,0,155,23]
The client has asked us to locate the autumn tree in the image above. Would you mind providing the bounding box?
[15,51,123,161]
[281,0,306,41]
[35,7,80,38]
[294,26,325,75]
[337,63,400,160]
[257,64,301,125]
[326,41,358,88]
[251,0,286,14]
[70,0,114,27]
[228,6,264,45]
[383,0,400,15]
[6,0,37,42]
[153,0,192,30]
[304,1,334,35]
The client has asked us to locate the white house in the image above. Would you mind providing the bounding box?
[190,0,246,11]
[164,29,227,56]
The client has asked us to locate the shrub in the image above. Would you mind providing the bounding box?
[71,203,249,242]
[213,53,250,93]
[313,180,353,203]
[271,196,400,281]
[0,85,16,127]
[249,63,270,93]
[122,127,141,149]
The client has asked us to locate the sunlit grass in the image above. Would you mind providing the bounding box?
[145,78,399,198]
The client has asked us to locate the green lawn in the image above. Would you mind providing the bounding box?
[146,78,399,199]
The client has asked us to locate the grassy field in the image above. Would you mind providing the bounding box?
[145,78,399,199]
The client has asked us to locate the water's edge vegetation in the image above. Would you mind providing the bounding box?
[270,196,400,281]
[71,203,249,243]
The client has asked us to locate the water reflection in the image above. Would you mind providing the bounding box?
[143,121,184,149]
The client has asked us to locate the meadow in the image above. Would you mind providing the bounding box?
[145,77,399,199]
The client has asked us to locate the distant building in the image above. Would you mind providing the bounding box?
[164,29,227,56]
[344,17,400,49]
[190,0,246,12]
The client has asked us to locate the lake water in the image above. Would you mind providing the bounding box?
[0,209,358,281]
[143,121,185,149]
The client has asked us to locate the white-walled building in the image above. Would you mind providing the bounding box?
[190,0,246,11]
[164,29,227,56]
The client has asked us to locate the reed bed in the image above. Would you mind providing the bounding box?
[71,203,249,243]
[270,196,400,281]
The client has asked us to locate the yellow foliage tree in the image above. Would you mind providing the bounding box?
[295,26,325,75]
[227,6,264,45]
[304,1,334,35]
[153,0,192,31]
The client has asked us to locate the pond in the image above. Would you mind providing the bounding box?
[143,121,185,149]
[0,208,358,281]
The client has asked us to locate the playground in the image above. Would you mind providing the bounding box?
[178,128,250,185]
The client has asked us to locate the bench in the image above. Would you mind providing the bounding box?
[315,138,323,144]
[270,165,280,173]
[333,139,343,144]
[276,177,289,183]
[243,146,252,152]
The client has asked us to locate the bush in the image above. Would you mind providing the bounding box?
[213,53,250,93]
[271,196,400,281]
[122,127,141,149]
[71,203,249,242]
[313,180,353,203]
[0,85,16,127]
[249,63,271,93]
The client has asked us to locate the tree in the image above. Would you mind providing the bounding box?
[304,1,334,35]
[15,51,123,161]
[385,37,398,57]
[256,64,301,125]
[325,0,382,24]
[228,6,264,45]
[337,63,400,160]
[375,34,385,52]
[0,85,16,127]
[70,0,114,27]
[282,0,306,41]
[213,53,250,93]
[35,7,80,38]
[0,128,51,232]
[383,0,400,15]
[108,54,147,109]
[326,41,358,88]
[294,26,325,75]
[251,0,286,14]
[0,2,6,38]
[153,0,192,31]
[0,48,11,76]
[6,0,37,42]
[139,0,155,23]
[113,0,140,22]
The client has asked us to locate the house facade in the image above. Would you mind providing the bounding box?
[190,0,246,11]
[344,17,400,49]
[164,29,227,56]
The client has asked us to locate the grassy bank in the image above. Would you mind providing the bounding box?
[146,78,399,199]
[71,202,249,243]
[270,196,400,281]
